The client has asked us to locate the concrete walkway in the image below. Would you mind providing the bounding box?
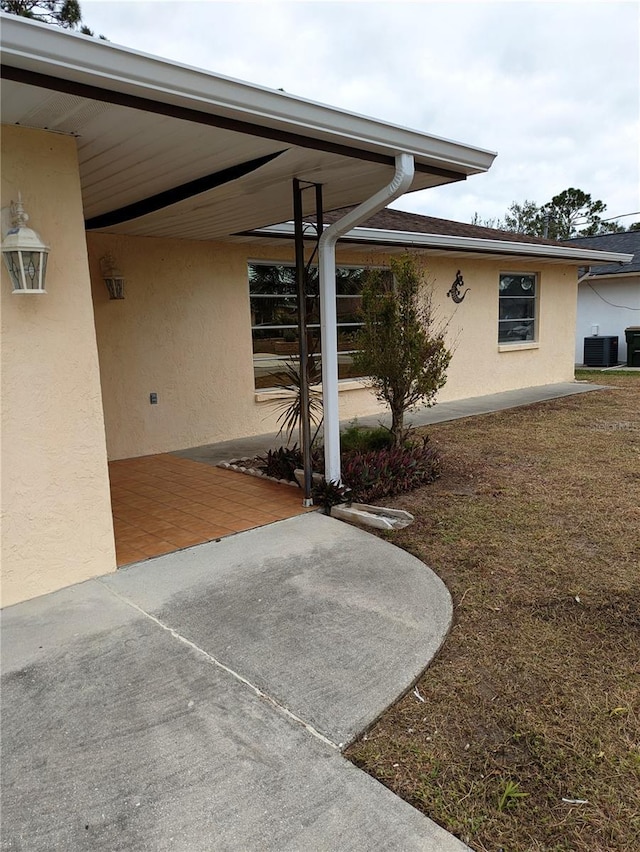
[2,381,608,850]
[175,380,605,465]
[1,513,469,851]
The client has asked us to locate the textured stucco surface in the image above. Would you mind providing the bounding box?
[1,125,116,607]
[0,125,580,606]
[439,257,578,398]
[89,232,578,460]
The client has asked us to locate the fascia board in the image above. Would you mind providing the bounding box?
[0,14,496,174]
[253,222,635,265]
[580,270,640,281]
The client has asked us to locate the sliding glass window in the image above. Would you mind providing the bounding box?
[249,262,388,389]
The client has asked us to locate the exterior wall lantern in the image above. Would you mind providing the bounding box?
[1,196,50,294]
[100,253,125,300]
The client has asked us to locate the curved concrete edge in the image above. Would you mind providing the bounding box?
[1,514,467,851]
[1,581,468,851]
[101,512,454,746]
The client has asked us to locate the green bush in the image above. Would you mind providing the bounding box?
[340,422,394,454]
[353,255,451,446]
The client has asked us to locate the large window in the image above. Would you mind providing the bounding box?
[498,273,537,343]
[249,262,382,389]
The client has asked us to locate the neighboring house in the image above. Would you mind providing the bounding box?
[1,15,631,607]
[565,231,640,365]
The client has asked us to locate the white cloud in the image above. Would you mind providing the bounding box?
[82,0,640,225]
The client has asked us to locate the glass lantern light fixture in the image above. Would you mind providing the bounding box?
[1,195,50,294]
[100,253,125,300]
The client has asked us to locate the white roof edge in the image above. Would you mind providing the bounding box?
[253,222,635,264]
[0,14,496,174]
[581,269,640,280]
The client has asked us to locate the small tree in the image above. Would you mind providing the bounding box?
[503,200,543,235]
[471,212,503,230]
[354,254,451,447]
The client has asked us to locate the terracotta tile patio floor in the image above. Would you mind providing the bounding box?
[108,453,312,567]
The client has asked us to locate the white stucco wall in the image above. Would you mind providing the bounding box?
[88,232,578,460]
[576,276,640,363]
[1,125,116,607]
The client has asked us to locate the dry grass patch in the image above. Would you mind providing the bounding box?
[346,372,639,852]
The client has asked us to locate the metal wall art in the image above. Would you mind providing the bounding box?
[447,270,469,304]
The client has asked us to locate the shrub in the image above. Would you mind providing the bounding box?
[311,479,353,514]
[272,357,323,445]
[256,444,323,482]
[256,445,303,482]
[256,436,440,504]
[353,255,451,446]
[341,438,441,503]
[340,422,394,454]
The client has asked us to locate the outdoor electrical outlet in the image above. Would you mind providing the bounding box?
[150,393,158,404]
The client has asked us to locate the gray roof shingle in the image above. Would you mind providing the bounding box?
[563,231,640,275]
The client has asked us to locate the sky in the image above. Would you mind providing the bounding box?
[82,0,639,226]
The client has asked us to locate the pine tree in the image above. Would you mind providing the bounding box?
[2,1,98,36]
[489,189,625,239]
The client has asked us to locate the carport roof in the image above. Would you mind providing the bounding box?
[0,14,496,241]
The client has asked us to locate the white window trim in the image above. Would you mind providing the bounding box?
[254,377,369,403]
[498,271,539,346]
[498,342,540,353]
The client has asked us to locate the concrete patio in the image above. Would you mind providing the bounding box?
[2,380,612,850]
[1,513,469,851]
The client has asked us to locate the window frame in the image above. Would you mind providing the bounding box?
[248,260,387,390]
[498,271,539,345]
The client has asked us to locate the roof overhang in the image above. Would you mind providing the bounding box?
[579,269,640,281]
[0,14,497,241]
[243,222,635,265]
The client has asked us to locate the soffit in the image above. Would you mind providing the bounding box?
[1,15,497,241]
[1,78,457,239]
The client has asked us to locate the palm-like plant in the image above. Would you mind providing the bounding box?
[272,356,323,445]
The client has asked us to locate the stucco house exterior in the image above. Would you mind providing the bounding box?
[564,231,640,365]
[1,16,631,607]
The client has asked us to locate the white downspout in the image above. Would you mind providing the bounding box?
[319,151,415,483]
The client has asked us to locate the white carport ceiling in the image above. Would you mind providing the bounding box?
[1,15,497,241]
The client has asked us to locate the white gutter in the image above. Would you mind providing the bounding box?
[250,223,634,266]
[579,269,639,282]
[319,152,415,484]
[0,14,495,175]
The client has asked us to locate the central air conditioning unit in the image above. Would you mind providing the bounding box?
[583,335,618,367]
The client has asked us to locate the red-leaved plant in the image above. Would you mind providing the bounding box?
[341,438,440,504]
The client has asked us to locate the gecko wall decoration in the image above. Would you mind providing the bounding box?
[447,270,469,303]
